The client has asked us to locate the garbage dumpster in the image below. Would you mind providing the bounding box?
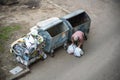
[36,17,69,56]
[62,9,91,41]
[10,32,47,66]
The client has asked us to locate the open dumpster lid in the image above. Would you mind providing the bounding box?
[63,9,85,20]
[36,17,63,30]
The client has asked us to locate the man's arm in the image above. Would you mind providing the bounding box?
[78,41,82,48]
[71,37,74,44]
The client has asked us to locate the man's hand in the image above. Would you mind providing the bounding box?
[78,42,82,48]
[71,37,74,44]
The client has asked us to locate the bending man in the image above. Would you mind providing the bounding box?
[71,31,84,48]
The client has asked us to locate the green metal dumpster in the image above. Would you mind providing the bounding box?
[62,9,91,41]
[36,17,69,57]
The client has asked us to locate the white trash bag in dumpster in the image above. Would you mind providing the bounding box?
[10,31,47,66]
[74,47,84,57]
[67,44,76,54]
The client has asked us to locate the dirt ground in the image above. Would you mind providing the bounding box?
[20,0,120,80]
[0,0,67,79]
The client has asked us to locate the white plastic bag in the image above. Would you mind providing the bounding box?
[43,53,47,59]
[16,56,28,66]
[74,47,84,57]
[67,44,76,54]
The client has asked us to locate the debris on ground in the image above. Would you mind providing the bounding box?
[9,66,23,75]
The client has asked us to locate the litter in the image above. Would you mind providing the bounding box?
[9,66,23,75]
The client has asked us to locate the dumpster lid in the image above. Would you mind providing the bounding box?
[36,17,62,30]
[63,9,85,20]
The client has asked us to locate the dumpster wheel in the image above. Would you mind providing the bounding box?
[63,42,68,50]
[50,50,54,57]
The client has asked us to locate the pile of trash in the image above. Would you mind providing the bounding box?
[10,29,47,66]
[67,44,84,57]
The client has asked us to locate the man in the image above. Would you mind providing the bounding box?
[71,31,84,48]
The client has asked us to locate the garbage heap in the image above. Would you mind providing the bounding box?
[10,30,47,66]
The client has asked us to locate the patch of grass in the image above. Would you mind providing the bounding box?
[0,25,21,52]
[0,25,21,40]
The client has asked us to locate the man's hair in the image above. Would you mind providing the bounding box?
[74,36,78,41]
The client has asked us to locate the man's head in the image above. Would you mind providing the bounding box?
[74,36,78,41]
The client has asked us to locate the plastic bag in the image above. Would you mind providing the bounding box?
[67,44,76,54]
[74,47,84,57]
[16,56,28,66]
[43,53,47,59]
[30,26,38,35]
